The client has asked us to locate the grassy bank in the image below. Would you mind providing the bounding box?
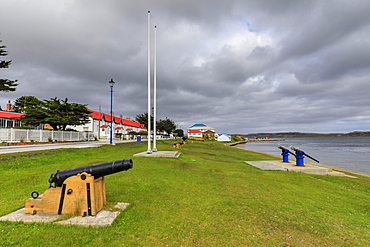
[1,140,370,246]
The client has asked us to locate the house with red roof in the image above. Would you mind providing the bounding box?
[72,109,146,139]
[0,111,23,128]
[187,123,217,139]
[0,104,146,140]
[187,123,215,133]
[188,129,203,138]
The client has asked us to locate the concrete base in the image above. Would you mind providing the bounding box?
[0,202,129,227]
[133,151,180,158]
[245,161,288,171]
[245,160,356,178]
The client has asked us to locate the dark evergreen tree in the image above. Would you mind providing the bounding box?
[12,96,42,113]
[0,39,18,91]
[19,96,91,130]
[173,129,184,137]
[135,112,152,129]
[135,112,177,134]
[157,118,176,134]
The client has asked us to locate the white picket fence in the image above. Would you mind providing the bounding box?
[0,128,94,142]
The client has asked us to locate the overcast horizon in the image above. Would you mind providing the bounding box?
[1,0,370,134]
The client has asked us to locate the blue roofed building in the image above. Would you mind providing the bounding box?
[187,123,216,139]
[217,133,231,143]
[187,123,215,132]
[190,124,206,128]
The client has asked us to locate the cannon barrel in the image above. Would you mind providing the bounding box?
[277,144,286,150]
[278,144,296,156]
[290,145,301,152]
[49,159,133,187]
[278,144,292,151]
[290,146,319,163]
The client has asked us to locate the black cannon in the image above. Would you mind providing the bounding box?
[49,159,133,187]
[290,146,319,166]
[25,159,133,216]
[278,144,296,162]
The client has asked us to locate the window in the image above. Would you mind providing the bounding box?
[0,119,6,128]
[6,120,13,128]
[14,120,22,127]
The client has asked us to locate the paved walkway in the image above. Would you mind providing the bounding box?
[0,140,138,154]
[133,151,181,158]
[245,160,358,178]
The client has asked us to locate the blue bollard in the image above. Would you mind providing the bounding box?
[295,150,305,166]
[290,146,319,166]
[278,145,294,163]
[281,149,290,162]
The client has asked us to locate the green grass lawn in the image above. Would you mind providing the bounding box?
[1,140,370,246]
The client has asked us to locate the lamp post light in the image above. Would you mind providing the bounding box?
[109,78,115,145]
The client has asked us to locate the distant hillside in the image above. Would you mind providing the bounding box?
[234,131,370,138]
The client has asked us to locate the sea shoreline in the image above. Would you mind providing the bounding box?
[230,143,370,178]
[227,139,283,146]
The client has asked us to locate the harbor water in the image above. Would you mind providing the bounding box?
[238,136,370,174]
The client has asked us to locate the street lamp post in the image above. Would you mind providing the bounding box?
[166,117,168,140]
[152,25,157,152]
[109,79,115,145]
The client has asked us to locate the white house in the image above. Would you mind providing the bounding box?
[72,110,146,139]
[0,100,146,140]
[187,123,217,139]
[188,129,203,138]
[0,111,23,128]
[217,133,231,143]
[187,123,215,133]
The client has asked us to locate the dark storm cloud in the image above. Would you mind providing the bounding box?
[278,1,370,60]
[1,0,370,133]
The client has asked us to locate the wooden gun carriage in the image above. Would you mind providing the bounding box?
[25,159,133,216]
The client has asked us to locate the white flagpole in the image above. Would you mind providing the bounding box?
[153,25,157,152]
[147,11,152,154]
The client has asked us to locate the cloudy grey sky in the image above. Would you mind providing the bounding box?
[1,0,370,134]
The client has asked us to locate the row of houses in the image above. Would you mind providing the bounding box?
[0,107,146,139]
[187,123,231,142]
[0,103,232,142]
[73,110,146,138]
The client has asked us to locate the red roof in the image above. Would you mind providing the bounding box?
[116,127,122,129]
[89,111,114,122]
[114,116,121,124]
[89,110,144,128]
[0,111,23,119]
[89,110,103,120]
[101,125,109,128]
[103,114,112,122]
[122,118,143,128]
[0,108,145,129]
[188,129,202,133]
[89,110,114,123]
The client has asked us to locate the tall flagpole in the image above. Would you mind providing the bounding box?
[147,11,152,154]
[153,25,157,152]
